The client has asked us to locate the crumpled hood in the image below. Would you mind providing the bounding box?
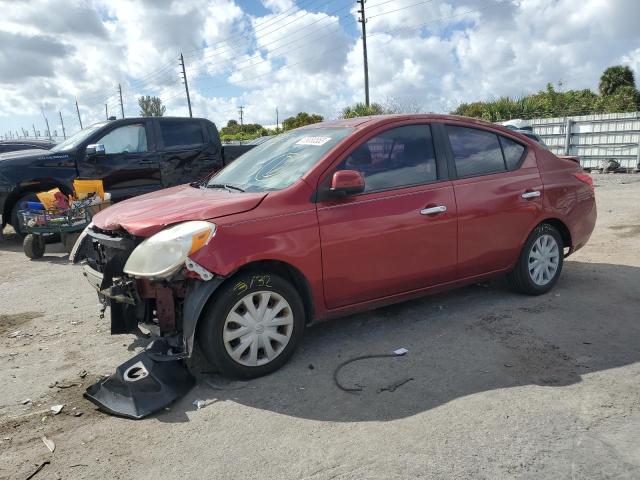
[92,184,267,237]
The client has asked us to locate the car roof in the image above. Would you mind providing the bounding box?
[302,114,527,138]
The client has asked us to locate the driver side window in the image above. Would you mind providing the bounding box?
[337,124,437,193]
[98,124,148,154]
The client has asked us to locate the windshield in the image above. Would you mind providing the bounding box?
[51,122,108,152]
[209,127,354,192]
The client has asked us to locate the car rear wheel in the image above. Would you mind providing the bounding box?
[508,223,564,295]
[198,271,305,379]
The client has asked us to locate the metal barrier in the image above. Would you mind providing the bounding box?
[530,112,640,171]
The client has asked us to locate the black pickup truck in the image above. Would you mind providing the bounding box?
[0,117,254,234]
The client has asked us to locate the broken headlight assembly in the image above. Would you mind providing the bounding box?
[123,221,216,279]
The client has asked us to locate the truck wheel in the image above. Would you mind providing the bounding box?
[23,234,46,259]
[508,223,563,295]
[11,193,37,237]
[198,271,305,379]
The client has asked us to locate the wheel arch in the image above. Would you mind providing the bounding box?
[538,218,572,252]
[183,259,316,357]
[226,259,315,325]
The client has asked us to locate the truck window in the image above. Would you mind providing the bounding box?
[98,124,148,154]
[160,121,204,148]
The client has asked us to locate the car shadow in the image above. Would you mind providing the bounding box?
[155,260,640,423]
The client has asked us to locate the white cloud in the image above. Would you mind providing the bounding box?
[0,0,639,136]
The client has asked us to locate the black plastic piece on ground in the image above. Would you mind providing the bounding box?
[84,341,195,419]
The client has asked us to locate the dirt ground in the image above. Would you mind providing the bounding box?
[1,173,640,480]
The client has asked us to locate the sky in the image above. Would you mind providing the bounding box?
[0,0,639,139]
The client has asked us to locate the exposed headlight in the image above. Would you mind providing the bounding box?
[123,221,216,278]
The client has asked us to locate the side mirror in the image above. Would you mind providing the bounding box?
[330,170,365,195]
[86,143,105,156]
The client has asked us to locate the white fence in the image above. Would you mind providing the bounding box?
[531,112,640,170]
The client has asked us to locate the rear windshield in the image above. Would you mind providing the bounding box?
[209,127,353,192]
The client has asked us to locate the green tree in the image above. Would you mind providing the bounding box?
[595,85,640,113]
[138,96,166,117]
[219,119,270,142]
[281,112,324,130]
[599,65,636,96]
[340,102,388,118]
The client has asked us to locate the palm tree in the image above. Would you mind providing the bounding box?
[340,102,388,118]
[598,66,636,96]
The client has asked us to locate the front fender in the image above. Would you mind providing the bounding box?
[182,277,225,356]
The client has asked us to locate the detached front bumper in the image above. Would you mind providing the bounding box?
[75,226,224,418]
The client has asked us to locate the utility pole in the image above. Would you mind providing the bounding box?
[32,124,37,138]
[42,110,52,140]
[118,84,125,118]
[180,53,193,118]
[58,111,66,139]
[357,0,370,106]
[239,106,244,128]
[276,107,279,131]
[75,100,83,129]
[105,104,108,120]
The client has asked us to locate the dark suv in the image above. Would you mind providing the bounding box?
[0,117,251,234]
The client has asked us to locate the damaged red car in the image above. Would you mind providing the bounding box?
[72,114,596,415]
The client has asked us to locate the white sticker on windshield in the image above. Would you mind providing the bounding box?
[295,136,332,146]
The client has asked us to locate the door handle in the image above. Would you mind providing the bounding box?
[521,190,541,199]
[138,159,156,164]
[420,205,447,215]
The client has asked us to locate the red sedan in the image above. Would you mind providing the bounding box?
[75,114,596,380]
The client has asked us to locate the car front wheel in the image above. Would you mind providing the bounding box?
[508,223,564,295]
[198,271,305,378]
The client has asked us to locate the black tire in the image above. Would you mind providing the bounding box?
[198,271,306,379]
[11,193,38,237]
[23,234,46,259]
[508,223,564,295]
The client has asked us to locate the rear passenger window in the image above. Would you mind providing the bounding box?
[337,125,438,192]
[499,136,526,169]
[160,121,204,148]
[447,126,505,177]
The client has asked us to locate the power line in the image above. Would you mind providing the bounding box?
[188,14,359,84]
[182,0,331,59]
[190,0,350,65]
[368,0,438,19]
[73,2,339,113]
[368,1,496,40]
[177,2,494,102]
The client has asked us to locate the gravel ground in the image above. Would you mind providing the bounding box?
[1,173,640,479]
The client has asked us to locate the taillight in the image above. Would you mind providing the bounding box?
[573,172,594,189]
